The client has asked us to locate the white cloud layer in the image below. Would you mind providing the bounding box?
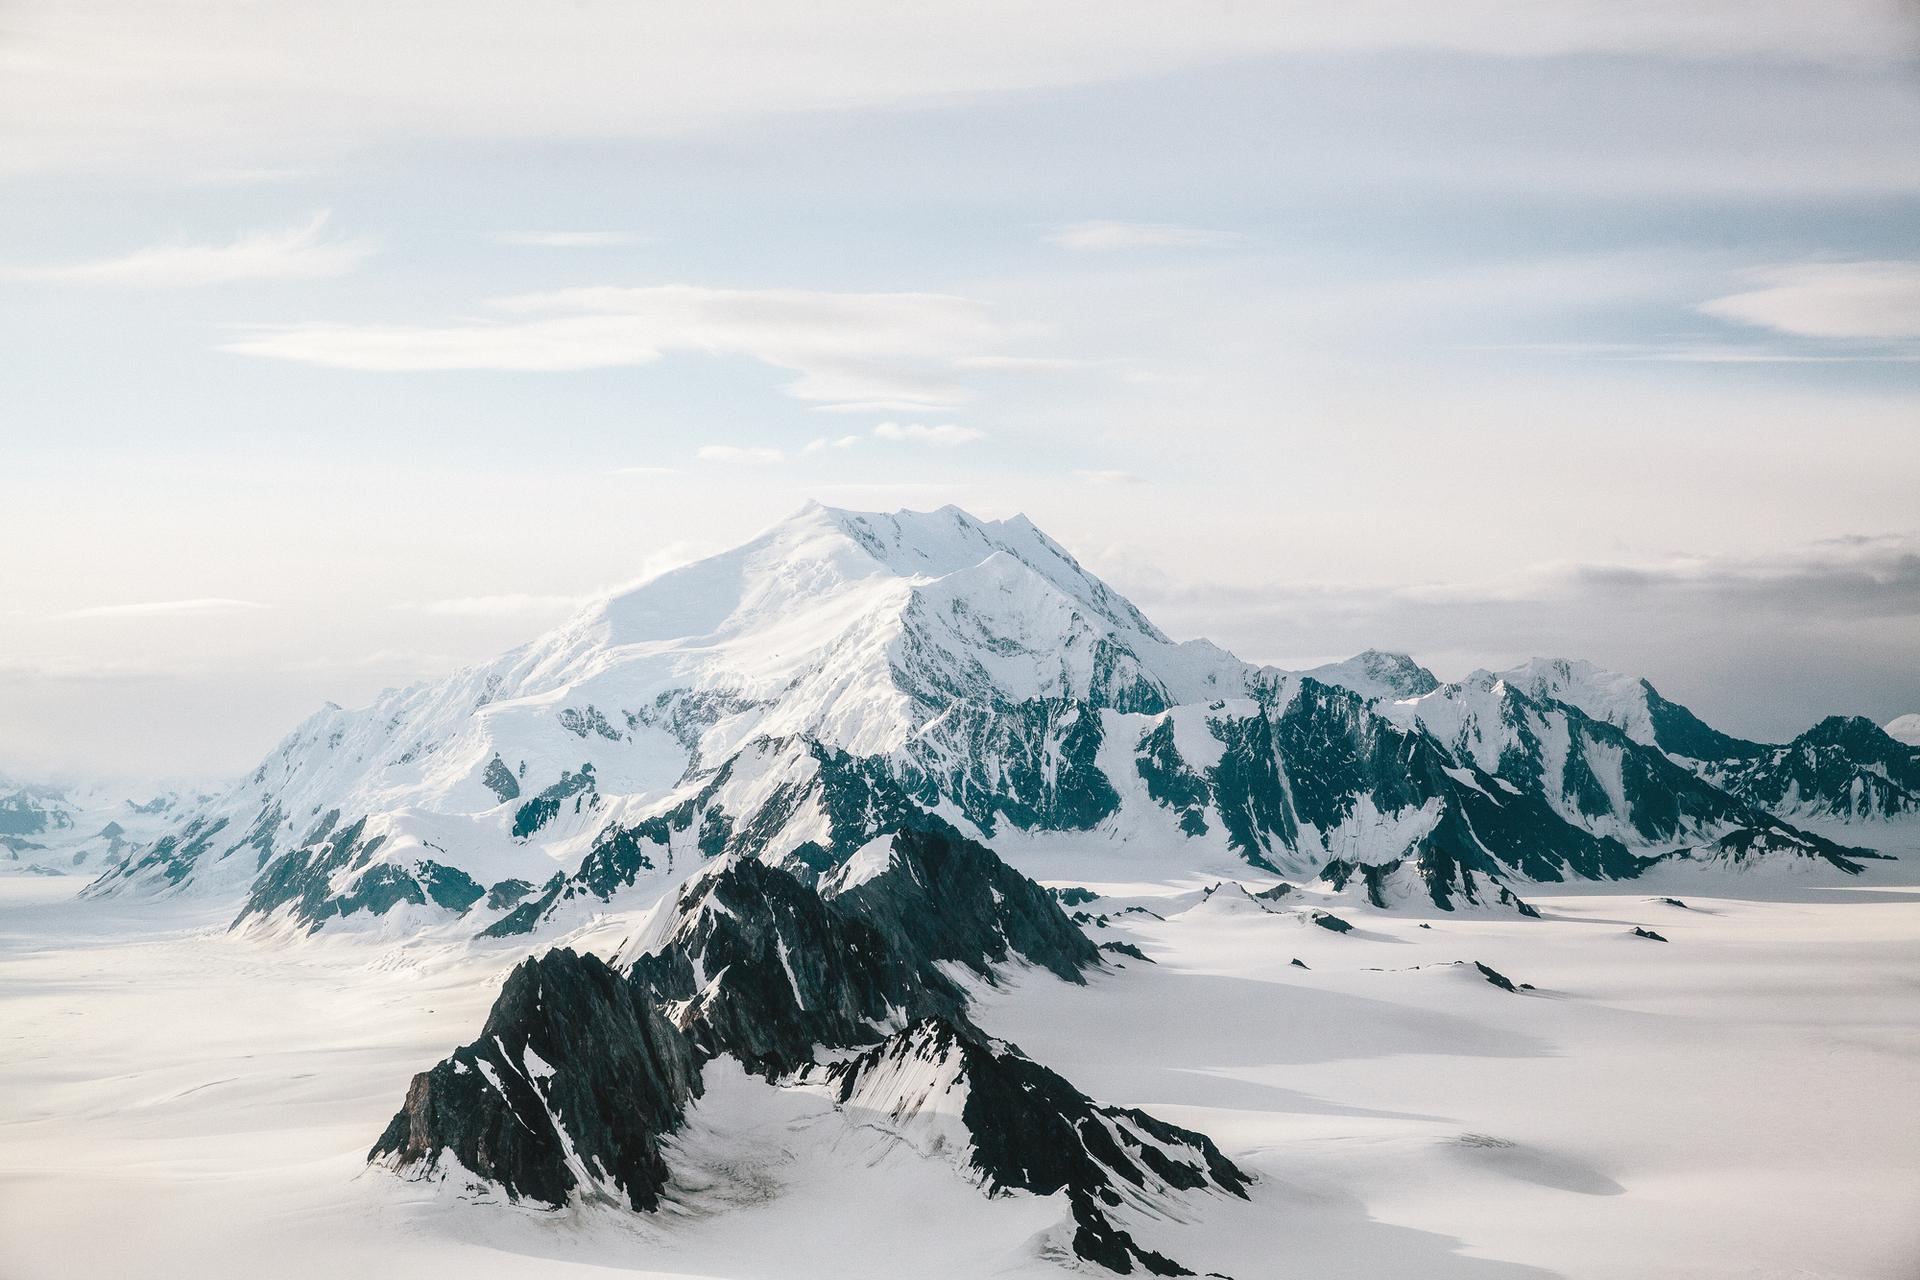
[14,213,371,287]
[398,593,587,618]
[6,2,1912,175]
[1699,261,1920,341]
[222,284,1017,406]
[493,231,648,248]
[54,598,267,621]
[1046,221,1244,253]
[871,422,985,446]
[697,445,785,465]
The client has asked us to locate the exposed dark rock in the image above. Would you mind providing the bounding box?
[1101,941,1151,963]
[1630,927,1668,942]
[369,949,701,1211]
[1309,910,1353,933]
[626,855,970,1076]
[810,1018,1250,1277]
[1318,851,1542,918]
[1471,961,1518,992]
[826,826,1100,985]
[481,755,520,803]
[485,878,534,911]
[373,829,1238,1274]
[1706,715,1920,821]
[1135,719,1212,837]
[512,764,598,840]
[1666,822,1880,874]
[1290,957,1309,969]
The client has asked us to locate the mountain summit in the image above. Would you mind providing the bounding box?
[86,503,1881,934]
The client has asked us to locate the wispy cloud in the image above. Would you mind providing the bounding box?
[1075,468,1142,485]
[871,421,985,446]
[811,399,967,414]
[1046,221,1245,253]
[697,444,786,465]
[8,5,1913,178]
[1698,261,1920,341]
[399,593,587,618]
[803,435,862,453]
[54,598,268,621]
[494,231,649,248]
[222,284,1011,407]
[16,212,372,287]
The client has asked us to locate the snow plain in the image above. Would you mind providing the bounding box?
[3,849,1917,1279]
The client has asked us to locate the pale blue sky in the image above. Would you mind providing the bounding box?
[3,3,1918,777]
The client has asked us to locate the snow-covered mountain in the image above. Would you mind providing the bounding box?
[1463,658,1920,823]
[1886,714,1920,747]
[85,503,1884,935]
[1703,716,1920,822]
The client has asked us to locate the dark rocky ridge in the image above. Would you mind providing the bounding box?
[370,948,702,1211]
[1704,715,1920,822]
[824,825,1101,985]
[627,854,971,1076]
[808,1018,1252,1276]
[371,826,1246,1273]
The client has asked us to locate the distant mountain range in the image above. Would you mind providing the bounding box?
[1,776,208,877]
[70,502,1911,931]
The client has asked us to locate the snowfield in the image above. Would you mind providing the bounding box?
[4,854,1916,1279]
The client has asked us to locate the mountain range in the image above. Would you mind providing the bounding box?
[28,501,1917,1276]
[74,502,1910,932]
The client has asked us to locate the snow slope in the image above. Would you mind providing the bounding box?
[5,864,1916,1279]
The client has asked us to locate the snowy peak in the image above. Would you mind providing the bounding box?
[1707,714,1920,822]
[1495,657,1656,742]
[1303,649,1440,702]
[1887,714,1920,747]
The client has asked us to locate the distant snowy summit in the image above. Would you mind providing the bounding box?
[78,501,1906,936]
[1885,713,1920,747]
[1,776,209,876]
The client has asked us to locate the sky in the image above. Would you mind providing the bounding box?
[3,1,1918,781]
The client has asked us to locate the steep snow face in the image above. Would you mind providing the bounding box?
[1496,658,1658,744]
[1882,714,1920,747]
[1303,650,1439,702]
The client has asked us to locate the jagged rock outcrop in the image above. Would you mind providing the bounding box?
[369,948,702,1211]
[807,1018,1251,1276]
[823,825,1101,985]
[625,854,971,1075]
[1319,851,1541,917]
[371,827,1244,1274]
